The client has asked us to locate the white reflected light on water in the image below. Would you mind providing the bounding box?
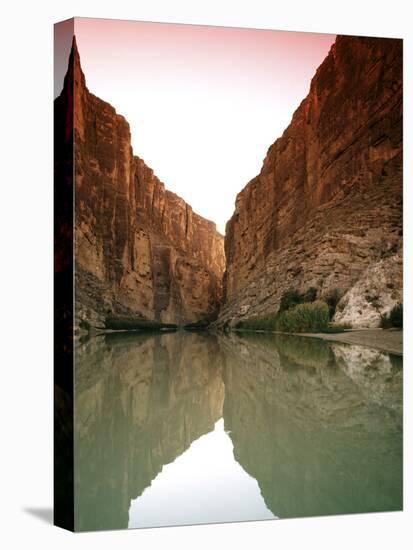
[128,418,275,528]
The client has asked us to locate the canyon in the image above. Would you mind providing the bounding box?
[56,35,402,332]
[55,30,403,533]
[55,37,225,332]
[219,35,402,328]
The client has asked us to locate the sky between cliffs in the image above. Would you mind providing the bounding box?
[55,18,335,234]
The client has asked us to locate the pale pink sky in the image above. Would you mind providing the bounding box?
[55,18,335,233]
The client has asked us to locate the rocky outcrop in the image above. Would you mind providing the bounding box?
[56,37,225,330]
[334,251,402,327]
[220,36,402,327]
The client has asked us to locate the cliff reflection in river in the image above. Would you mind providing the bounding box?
[74,331,402,531]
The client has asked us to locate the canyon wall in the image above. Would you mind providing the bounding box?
[220,36,402,327]
[55,38,225,330]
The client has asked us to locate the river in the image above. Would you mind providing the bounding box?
[74,330,402,531]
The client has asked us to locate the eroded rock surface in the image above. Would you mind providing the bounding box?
[220,36,402,327]
[56,38,225,330]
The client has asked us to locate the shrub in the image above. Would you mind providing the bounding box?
[236,313,278,331]
[223,321,231,333]
[303,286,317,303]
[323,288,341,319]
[279,289,303,313]
[389,303,403,327]
[184,320,210,330]
[320,323,352,333]
[105,315,177,331]
[276,300,330,333]
[380,303,403,328]
[380,315,391,329]
[236,288,339,333]
[278,286,319,313]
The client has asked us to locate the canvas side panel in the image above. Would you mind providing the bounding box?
[54,18,75,532]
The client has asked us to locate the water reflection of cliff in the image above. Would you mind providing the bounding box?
[74,331,402,531]
[222,332,402,518]
[74,332,225,531]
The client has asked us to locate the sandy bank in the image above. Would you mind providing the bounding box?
[298,329,403,356]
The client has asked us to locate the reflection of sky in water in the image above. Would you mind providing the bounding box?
[128,418,275,528]
[74,332,402,531]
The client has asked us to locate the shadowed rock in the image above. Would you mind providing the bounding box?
[55,37,225,331]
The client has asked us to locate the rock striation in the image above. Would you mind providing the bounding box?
[55,37,225,330]
[220,36,402,328]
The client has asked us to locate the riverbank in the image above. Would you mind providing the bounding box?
[298,328,403,356]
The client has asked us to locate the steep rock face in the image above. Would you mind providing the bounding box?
[220,36,402,327]
[56,38,225,329]
[132,156,225,323]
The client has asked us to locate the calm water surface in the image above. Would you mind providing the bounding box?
[74,331,402,531]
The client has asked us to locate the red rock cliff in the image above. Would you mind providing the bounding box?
[56,37,225,329]
[220,36,402,328]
